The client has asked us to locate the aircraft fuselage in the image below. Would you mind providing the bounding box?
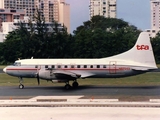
[4,63,147,80]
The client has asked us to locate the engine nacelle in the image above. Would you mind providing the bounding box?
[38,70,55,80]
[51,80,68,83]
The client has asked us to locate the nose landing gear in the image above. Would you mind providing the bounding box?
[19,77,24,89]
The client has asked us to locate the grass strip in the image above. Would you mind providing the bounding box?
[0,72,160,86]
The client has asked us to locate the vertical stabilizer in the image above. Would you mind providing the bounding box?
[106,32,157,68]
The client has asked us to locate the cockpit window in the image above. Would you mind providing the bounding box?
[14,62,21,66]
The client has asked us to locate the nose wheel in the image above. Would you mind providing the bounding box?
[19,84,24,89]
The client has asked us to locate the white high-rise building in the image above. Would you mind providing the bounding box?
[89,0,116,19]
[151,0,160,30]
[53,0,70,33]
[146,0,160,37]
[0,0,4,8]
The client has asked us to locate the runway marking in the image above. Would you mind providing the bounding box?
[150,99,160,102]
[30,96,84,100]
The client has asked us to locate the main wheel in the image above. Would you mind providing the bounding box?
[65,84,71,90]
[72,82,79,88]
[19,84,24,89]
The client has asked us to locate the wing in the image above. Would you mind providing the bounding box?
[53,70,81,80]
[53,70,95,80]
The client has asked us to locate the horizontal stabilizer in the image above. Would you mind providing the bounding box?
[131,67,150,71]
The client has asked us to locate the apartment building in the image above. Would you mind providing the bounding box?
[151,0,160,30]
[0,0,70,33]
[54,0,70,33]
[89,0,116,19]
[0,16,66,42]
[0,8,25,32]
[146,0,160,37]
[0,9,25,22]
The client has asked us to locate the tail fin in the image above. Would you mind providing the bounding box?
[106,32,157,68]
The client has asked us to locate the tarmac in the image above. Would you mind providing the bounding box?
[0,96,160,120]
[0,95,160,107]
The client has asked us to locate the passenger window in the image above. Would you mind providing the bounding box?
[97,65,100,68]
[51,65,55,68]
[90,65,93,68]
[64,65,68,68]
[57,65,61,68]
[77,65,81,68]
[84,65,87,68]
[71,65,74,68]
[103,65,106,68]
[45,65,48,68]
[35,65,38,68]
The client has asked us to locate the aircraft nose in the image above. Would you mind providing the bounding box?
[3,67,6,73]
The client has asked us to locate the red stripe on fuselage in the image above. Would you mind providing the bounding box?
[6,68,130,71]
[6,68,40,71]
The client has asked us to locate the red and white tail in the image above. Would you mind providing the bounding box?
[106,32,157,69]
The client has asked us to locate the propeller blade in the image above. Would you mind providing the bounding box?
[37,74,40,85]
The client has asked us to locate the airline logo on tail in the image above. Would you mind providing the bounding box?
[136,45,149,50]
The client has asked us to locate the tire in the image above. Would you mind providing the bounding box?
[19,84,24,89]
[72,82,79,88]
[65,84,71,90]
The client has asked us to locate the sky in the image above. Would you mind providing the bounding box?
[65,0,151,33]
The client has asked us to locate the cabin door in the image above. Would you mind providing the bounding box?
[109,61,117,74]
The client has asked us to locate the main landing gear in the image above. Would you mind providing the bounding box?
[72,81,79,88]
[19,77,24,89]
[65,80,79,90]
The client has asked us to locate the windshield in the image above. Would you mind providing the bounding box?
[14,62,21,66]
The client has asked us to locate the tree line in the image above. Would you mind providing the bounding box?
[1,14,160,64]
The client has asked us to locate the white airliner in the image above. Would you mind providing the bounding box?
[3,32,158,89]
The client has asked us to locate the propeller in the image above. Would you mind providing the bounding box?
[36,66,40,85]
[36,73,40,85]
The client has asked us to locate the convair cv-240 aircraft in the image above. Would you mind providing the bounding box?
[3,32,158,89]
